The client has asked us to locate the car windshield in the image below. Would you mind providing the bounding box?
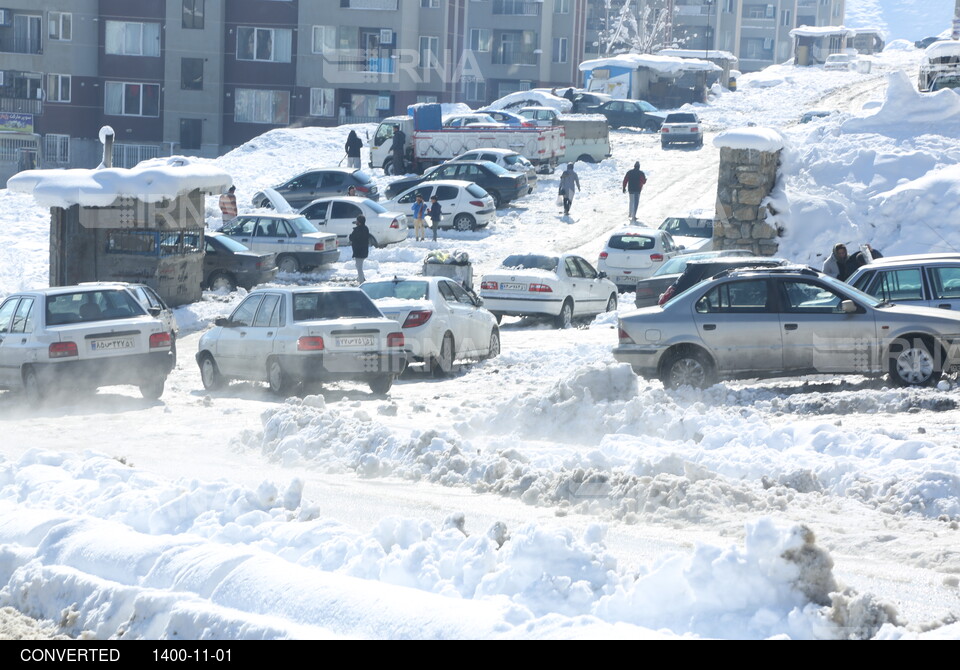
[287,216,321,234]
[639,100,658,112]
[817,274,885,307]
[482,162,509,176]
[655,253,717,276]
[501,254,559,272]
[46,289,146,325]
[364,199,388,214]
[212,235,250,253]
[291,291,382,320]
[660,217,713,238]
[466,183,488,198]
[353,170,373,184]
[503,154,528,167]
[608,233,655,251]
[361,280,429,301]
[665,113,698,123]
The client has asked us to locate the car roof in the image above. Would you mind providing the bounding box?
[232,212,305,220]
[297,167,358,175]
[251,286,365,295]
[862,253,960,265]
[457,148,517,156]
[609,227,663,236]
[15,285,142,297]
[304,195,372,204]
[391,179,474,193]
[685,256,785,267]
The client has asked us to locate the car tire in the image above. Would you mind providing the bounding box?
[369,375,394,395]
[199,353,224,391]
[577,154,596,164]
[488,190,503,208]
[605,293,618,312]
[277,255,300,274]
[554,299,574,329]
[453,213,475,231]
[267,358,296,396]
[382,159,395,176]
[170,335,177,369]
[208,271,237,292]
[22,366,46,404]
[485,327,501,360]
[661,141,669,149]
[432,332,455,377]
[888,337,942,387]
[660,347,715,390]
[139,377,165,400]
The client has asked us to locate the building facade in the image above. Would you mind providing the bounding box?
[0,0,586,181]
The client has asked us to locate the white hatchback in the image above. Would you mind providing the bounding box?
[598,227,682,291]
[386,180,496,231]
[299,196,408,248]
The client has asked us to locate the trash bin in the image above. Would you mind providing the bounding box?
[422,250,473,290]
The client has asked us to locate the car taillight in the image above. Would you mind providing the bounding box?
[470,200,485,207]
[528,283,552,293]
[599,251,608,260]
[298,336,325,351]
[481,280,498,290]
[402,310,432,328]
[315,242,327,251]
[354,185,370,193]
[149,332,172,349]
[635,286,654,297]
[658,285,676,306]
[49,342,78,359]
[255,261,263,270]
[522,121,535,127]
[661,127,669,133]
[387,332,404,347]
[618,326,635,344]
[390,218,400,229]
[650,253,664,262]
[691,127,698,132]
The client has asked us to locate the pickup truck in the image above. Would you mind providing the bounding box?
[369,115,565,175]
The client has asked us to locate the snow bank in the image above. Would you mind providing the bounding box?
[485,90,572,113]
[884,40,916,52]
[7,157,233,209]
[714,127,784,152]
[842,70,960,133]
[579,53,722,75]
[924,40,960,61]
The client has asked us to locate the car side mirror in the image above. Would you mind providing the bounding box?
[840,300,857,314]
[147,307,162,317]
[215,316,231,327]
[598,271,608,279]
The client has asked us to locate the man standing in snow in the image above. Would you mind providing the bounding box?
[558,163,580,217]
[411,193,428,242]
[345,130,363,169]
[391,125,406,175]
[429,195,442,242]
[822,243,852,281]
[349,215,370,284]
[622,162,647,222]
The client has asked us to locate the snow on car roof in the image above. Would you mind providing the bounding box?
[789,25,857,38]
[579,53,722,74]
[923,40,960,61]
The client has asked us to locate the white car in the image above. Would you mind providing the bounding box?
[299,196,408,248]
[81,281,180,365]
[0,285,174,401]
[598,227,682,291]
[220,213,339,274]
[658,216,714,254]
[442,113,507,129]
[517,106,560,127]
[660,112,703,148]
[360,277,500,375]
[387,180,496,231]
[452,148,538,193]
[196,287,406,396]
[824,53,856,71]
[480,253,619,328]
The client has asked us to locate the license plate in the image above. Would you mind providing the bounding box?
[616,275,638,284]
[91,336,135,351]
[500,283,526,291]
[336,336,375,347]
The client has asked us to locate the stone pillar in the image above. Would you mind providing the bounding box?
[714,146,781,256]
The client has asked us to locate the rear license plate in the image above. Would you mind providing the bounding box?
[616,275,638,284]
[91,336,135,351]
[336,336,375,347]
[500,283,525,291]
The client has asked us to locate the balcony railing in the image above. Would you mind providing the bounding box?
[0,97,42,115]
[675,4,715,16]
[337,54,396,74]
[493,1,542,16]
[492,50,538,66]
[0,36,42,55]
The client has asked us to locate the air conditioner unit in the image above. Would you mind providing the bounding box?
[0,9,10,26]
[380,29,393,45]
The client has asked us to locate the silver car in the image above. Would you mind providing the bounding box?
[847,253,960,312]
[614,267,960,389]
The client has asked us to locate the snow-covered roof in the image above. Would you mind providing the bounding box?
[656,49,738,64]
[924,40,960,61]
[790,25,857,39]
[7,156,233,209]
[713,127,784,152]
[579,53,722,74]
[486,90,572,113]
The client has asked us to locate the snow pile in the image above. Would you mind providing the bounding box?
[714,127,784,152]
[7,156,233,209]
[790,26,857,38]
[579,53,721,75]
[485,90,572,113]
[842,70,960,133]
[884,39,916,52]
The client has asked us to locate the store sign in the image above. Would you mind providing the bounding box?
[0,112,33,133]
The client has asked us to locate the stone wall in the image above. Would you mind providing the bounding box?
[714,146,781,256]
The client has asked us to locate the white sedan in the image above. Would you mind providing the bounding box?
[480,253,619,328]
[299,196,408,248]
[386,179,495,231]
[360,277,500,375]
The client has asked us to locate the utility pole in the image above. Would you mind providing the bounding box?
[954,0,960,40]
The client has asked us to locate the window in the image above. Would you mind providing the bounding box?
[180,119,202,150]
[48,11,71,40]
[106,231,158,255]
[696,280,770,313]
[105,82,160,117]
[0,299,17,334]
[312,25,337,54]
[420,36,439,70]
[230,295,263,327]
[552,37,567,63]
[105,21,161,57]
[331,202,362,219]
[781,10,791,27]
[237,27,293,63]
[928,267,960,300]
[11,298,35,334]
[234,88,290,124]
[421,0,439,6]
[253,294,281,328]
[470,28,491,52]
[555,0,570,13]
[417,95,438,103]
[43,134,70,164]
[46,74,71,102]
[112,143,160,168]
[779,280,844,313]
[310,88,335,116]
[461,78,486,101]
[182,0,204,29]
[181,58,203,90]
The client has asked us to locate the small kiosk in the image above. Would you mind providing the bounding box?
[8,127,233,306]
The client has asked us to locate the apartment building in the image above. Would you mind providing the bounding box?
[0,0,586,182]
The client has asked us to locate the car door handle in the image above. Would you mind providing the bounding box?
[266,332,274,337]
[938,304,952,309]
[239,331,246,337]
[784,323,799,331]
[702,324,716,331]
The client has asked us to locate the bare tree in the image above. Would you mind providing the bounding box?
[600,0,671,56]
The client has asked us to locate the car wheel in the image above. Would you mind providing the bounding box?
[277,255,300,274]
[888,337,941,387]
[209,271,237,292]
[199,353,224,391]
[368,375,394,395]
[554,299,574,329]
[661,141,669,149]
[267,358,298,396]
[609,123,620,129]
[453,213,475,231]
[492,312,503,325]
[488,190,502,208]
[369,235,380,249]
[170,335,177,369]
[382,159,394,176]
[22,367,46,403]
[485,328,501,360]
[605,293,618,312]
[577,154,596,164]
[139,376,165,400]
[660,347,715,390]
[432,332,455,377]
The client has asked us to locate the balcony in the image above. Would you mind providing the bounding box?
[675,4,715,16]
[0,97,42,115]
[493,1,542,16]
[492,50,538,66]
[0,36,42,55]
[741,17,776,29]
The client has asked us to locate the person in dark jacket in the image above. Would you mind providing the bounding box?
[345,130,363,169]
[822,242,852,281]
[622,162,647,222]
[558,163,580,216]
[429,195,442,242]
[390,125,406,175]
[349,215,371,284]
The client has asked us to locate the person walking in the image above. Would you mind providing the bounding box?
[411,193,428,242]
[622,162,647,222]
[349,215,371,284]
[345,130,363,169]
[822,242,852,281]
[391,124,406,175]
[218,186,237,224]
[558,163,580,216]
[429,195,442,242]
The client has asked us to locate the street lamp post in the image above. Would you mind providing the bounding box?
[705,0,715,59]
